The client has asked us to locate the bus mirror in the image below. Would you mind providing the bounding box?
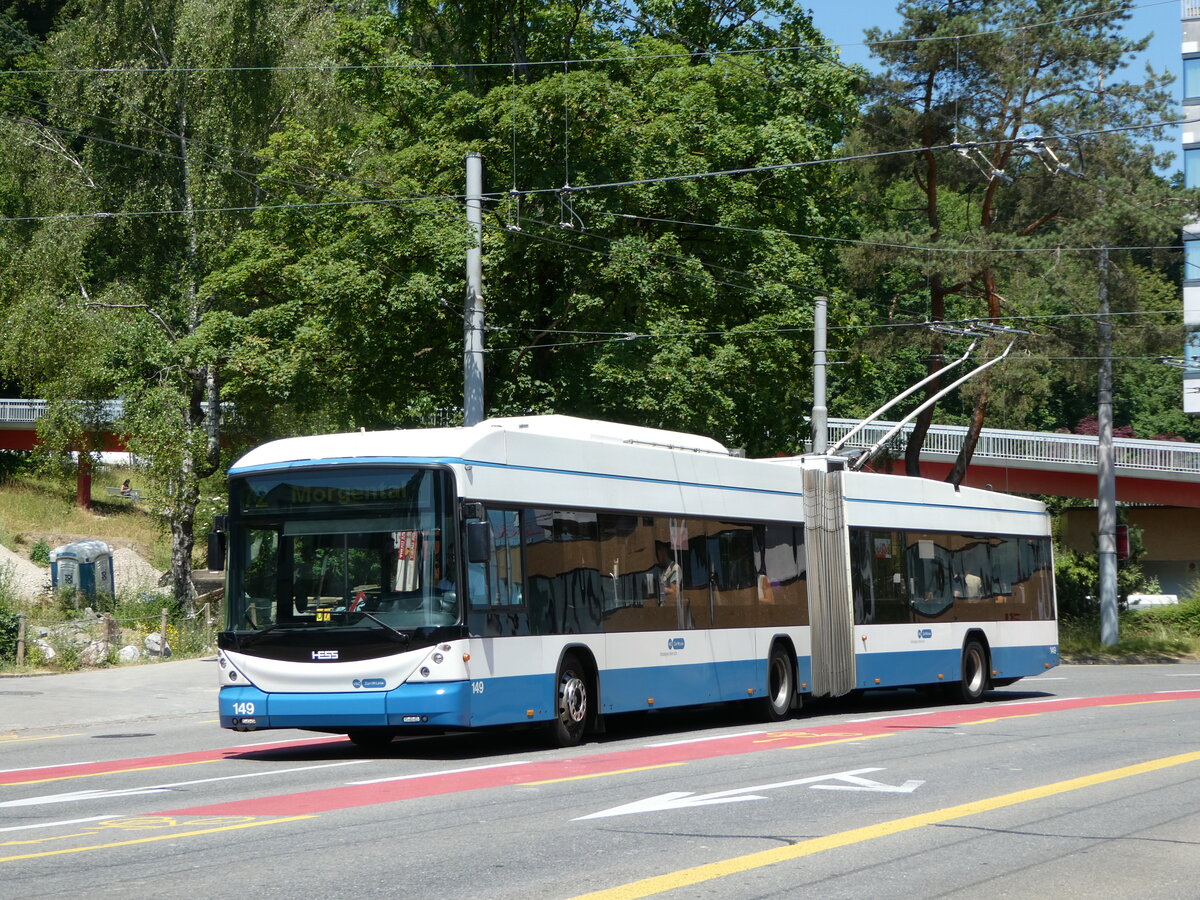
[466,522,491,564]
[461,501,485,520]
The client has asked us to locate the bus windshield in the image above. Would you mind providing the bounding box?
[225,467,459,632]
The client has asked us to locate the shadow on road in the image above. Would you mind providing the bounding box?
[226,683,1058,764]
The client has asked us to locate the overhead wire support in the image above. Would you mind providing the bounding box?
[849,341,1016,472]
[827,339,978,457]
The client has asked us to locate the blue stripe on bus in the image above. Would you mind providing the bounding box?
[229,455,804,500]
[854,644,1059,690]
[219,682,474,729]
[229,455,1047,518]
[220,645,1058,732]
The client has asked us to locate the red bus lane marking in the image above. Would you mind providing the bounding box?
[150,690,1200,819]
[0,735,348,787]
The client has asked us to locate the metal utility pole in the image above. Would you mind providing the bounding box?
[1097,244,1119,646]
[464,152,485,427]
[811,296,828,453]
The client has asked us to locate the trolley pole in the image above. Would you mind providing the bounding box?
[464,152,485,427]
[1097,244,1118,646]
[811,296,828,453]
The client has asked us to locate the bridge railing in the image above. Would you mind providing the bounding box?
[826,418,1200,475]
[0,399,126,424]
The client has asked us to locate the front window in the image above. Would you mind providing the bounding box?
[226,467,458,632]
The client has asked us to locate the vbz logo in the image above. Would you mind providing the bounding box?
[311,649,339,660]
[667,637,686,651]
[916,628,932,640]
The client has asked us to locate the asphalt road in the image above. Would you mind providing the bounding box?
[2,662,1199,899]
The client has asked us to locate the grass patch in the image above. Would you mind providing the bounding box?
[0,467,168,566]
[1060,595,1200,661]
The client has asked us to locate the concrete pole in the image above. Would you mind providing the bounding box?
[811,296,828,453]
[1097,245,1118,646]
[464,153,485,427]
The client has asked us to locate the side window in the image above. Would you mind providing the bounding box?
[852,530,909,625]
[466,510,524,609]
[907,532,954,619]
[491,509,523,607]
[522,509,603,634]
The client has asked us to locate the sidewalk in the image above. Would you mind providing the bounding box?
[0,657,217,732]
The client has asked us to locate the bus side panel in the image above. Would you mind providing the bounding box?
[602,631,717,713]
[465,635,563,727]
[854,621,1059,690]
[709,628,761,703]
[991,620,1059,679]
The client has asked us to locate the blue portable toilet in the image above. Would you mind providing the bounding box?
[50,540,115,599]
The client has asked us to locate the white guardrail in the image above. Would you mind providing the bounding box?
[0,399,124,424]
[827,418,1200,477]
[6,401,1200,477]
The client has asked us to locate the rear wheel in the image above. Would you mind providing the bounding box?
[551,653,589,747]
[954,640,989,703]
[760,644,796,722]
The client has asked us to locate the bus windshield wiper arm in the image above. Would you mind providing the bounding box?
[356,610,411,645]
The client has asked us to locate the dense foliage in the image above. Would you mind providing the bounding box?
[0,0,1190,600]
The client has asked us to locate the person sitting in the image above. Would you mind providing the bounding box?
[119,479,132,497]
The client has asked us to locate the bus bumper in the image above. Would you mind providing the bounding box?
[219,680,472,730]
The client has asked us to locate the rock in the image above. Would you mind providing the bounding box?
[34,638,56,661]
[144,632,171,658]
[118,645,141,663]
[79,640,109,667]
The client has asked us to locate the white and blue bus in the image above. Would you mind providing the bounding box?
[217,415,1058,747]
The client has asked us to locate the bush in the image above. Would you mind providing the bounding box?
[0,607,18,662]
[29,539,50,567]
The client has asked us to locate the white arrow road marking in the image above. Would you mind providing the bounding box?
[575,767,923,820]
[0,760,368,808]
[810,772,925,793]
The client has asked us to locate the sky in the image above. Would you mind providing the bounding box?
[807,0,1183,172]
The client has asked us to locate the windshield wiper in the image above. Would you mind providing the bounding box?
[355,610,412,646]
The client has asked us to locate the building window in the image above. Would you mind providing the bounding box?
[1187,240,1200,283]
[1187,332,1200,370]
[1186,56,1200,101]
[1187,148,1200,190]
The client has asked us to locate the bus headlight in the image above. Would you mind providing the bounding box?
[432,652,444,664]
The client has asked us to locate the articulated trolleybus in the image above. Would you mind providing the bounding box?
[217,415,1058,747]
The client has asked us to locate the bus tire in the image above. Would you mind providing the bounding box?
[760,644,796,722]
[955,639,989,703]
[551,652,589,747]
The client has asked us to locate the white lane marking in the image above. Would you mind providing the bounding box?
[646,731,767,748]
[0,760,100,776]
[575,768,924,820]
[345,759,533,786]
[0,814,120,833]
[0,760,369,808]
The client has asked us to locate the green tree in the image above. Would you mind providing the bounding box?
[0,0,337,610]
[214,1,866,455]
[849,0,1181,478]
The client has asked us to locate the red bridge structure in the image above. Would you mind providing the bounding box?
[0,399,127,507]
[824,418,1200,508]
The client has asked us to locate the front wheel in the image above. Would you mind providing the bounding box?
[550,653,590,747]
[954,640,989,703]
[760,645,796,722]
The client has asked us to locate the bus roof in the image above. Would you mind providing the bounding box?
[230,415,730,473]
